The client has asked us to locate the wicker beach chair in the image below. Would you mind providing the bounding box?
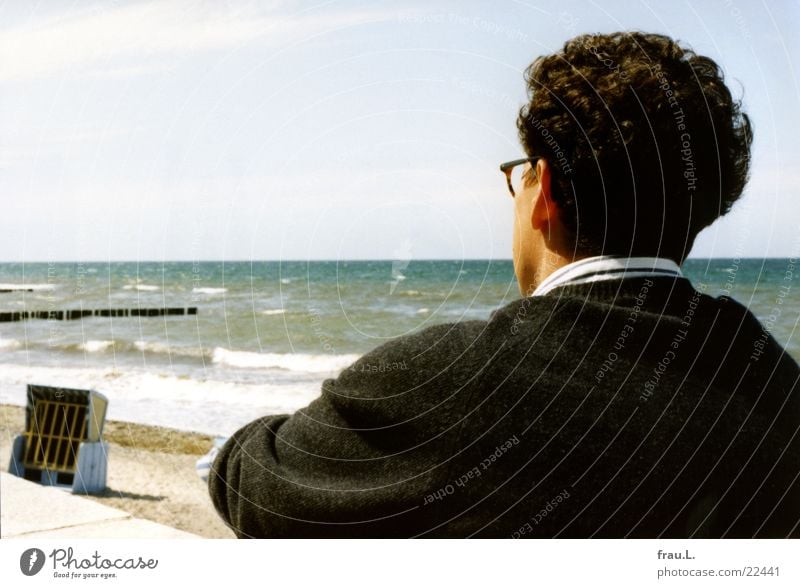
[7,384,109,494]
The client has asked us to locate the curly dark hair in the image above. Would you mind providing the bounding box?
[517,31,752,262]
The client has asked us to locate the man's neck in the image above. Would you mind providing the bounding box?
[527,251,584,296]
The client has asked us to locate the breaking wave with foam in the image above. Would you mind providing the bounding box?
[0,338,22,351]
[211,348,359,373]
[0,283,57,291]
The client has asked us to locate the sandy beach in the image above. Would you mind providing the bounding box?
[0,404,234,538]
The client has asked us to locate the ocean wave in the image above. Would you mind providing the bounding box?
[192,287,227,295]
[123,284,160,291]
[55,339,210,359]
[53,340,119,354]
[211,347,359,373]
[80,340,115,353]
[261,309,286,316]
[0,338,22,350]
[0,363,322,436]
[134,340,209,359]
[280,278,292,284]
[0,283,57,291]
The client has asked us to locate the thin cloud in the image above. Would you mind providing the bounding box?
[0,1,398,82]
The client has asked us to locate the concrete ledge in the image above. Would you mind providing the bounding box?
[1,472,197,539]
[12,517,197,539]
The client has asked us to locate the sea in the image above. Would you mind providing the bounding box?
[0,259,797,436]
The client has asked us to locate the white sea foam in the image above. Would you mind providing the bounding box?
[416,308,430,314]
[212,347,358,373]
[134,340,208,359]
[280,278,292,284]
[0,338,22,350]
[261,309,286,316]
[80,340,115,353]
[0,363,321,435]
[192,287,227,295]
[134,340,166,353]
[0,283,56,291]
[123,284,160,292]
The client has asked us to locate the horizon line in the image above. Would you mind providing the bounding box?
[0,256,794,264]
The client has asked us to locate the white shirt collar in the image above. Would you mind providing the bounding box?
[530,255,683,297]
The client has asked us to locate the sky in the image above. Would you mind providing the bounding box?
[1,0,798,262]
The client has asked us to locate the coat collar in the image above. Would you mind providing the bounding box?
[531,255,683,297]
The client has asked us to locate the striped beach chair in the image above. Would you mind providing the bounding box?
[7,384,109,494]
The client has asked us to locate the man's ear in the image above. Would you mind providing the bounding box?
[530,158,557,233]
